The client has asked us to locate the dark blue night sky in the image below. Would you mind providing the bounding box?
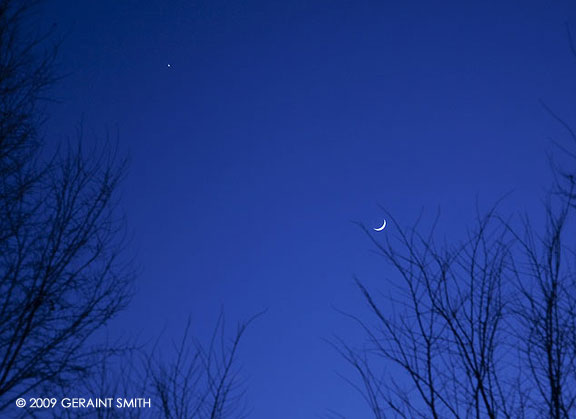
[38,1,576,417]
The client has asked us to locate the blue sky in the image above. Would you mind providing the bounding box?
[39,1,576,416]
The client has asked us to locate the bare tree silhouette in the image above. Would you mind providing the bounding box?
[338,192,576,418]
[0,0,133,411]
[337,132,576,418]
[57,313,260,419]
[0,3,259,418]
[146,313,260,419]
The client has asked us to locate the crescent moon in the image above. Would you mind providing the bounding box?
[374,220,387,231]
